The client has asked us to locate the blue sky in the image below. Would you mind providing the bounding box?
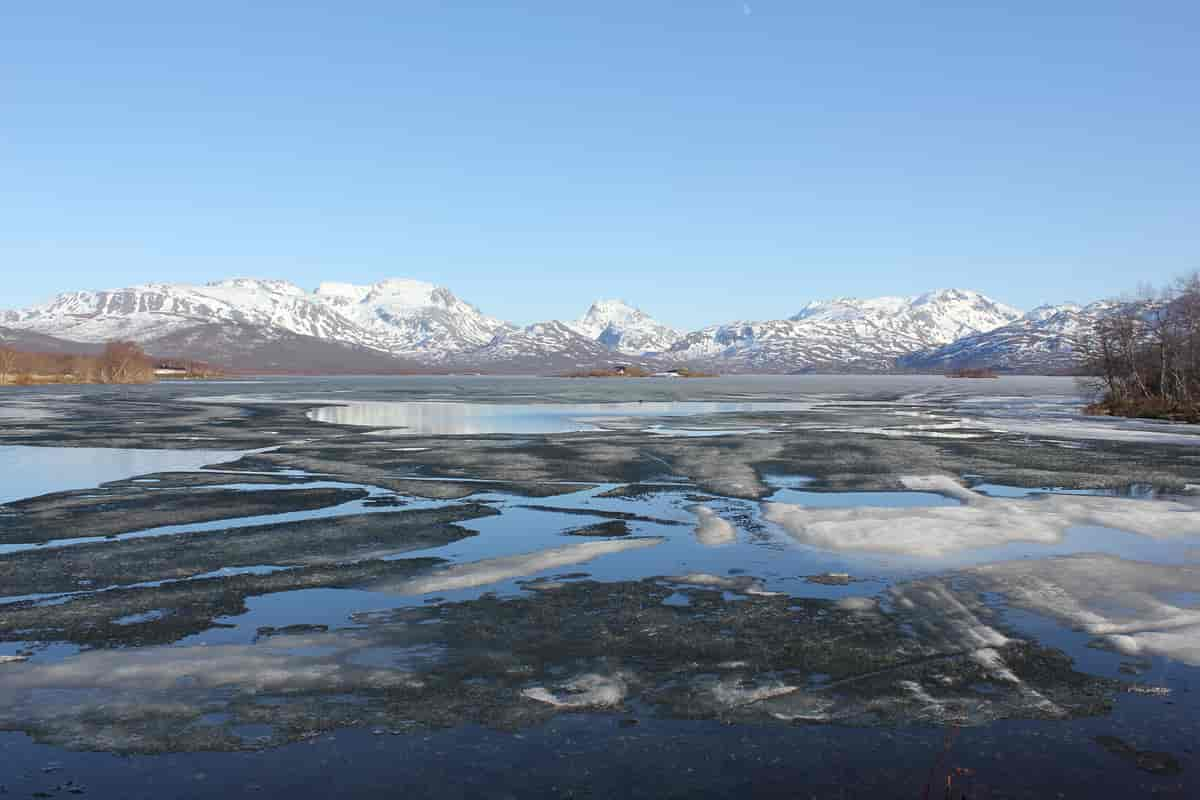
[3,2,1197,329]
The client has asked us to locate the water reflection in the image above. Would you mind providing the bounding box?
[764,475,1200,558]
[0,412,1198,793]
[0,445,244,504]
[307,400,809,435]
[0,566,1127,754]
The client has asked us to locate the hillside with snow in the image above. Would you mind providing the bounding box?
[1,280,383,351]
[312,279,513,357]
[898,302,1110,373]
[1,279,1093,374]
[451,320,647,373]
[664,290,1023,372]
[790,290,1022,345]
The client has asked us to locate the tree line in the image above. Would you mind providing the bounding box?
[0,340,159,385]
[1084,273,1200,421]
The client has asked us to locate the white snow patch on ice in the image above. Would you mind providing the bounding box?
[708,679,798,707]
[889,579,1011,651]
[763,474,1200,557]
[987,417,1200,445]
[663,573,781,596]
[968,554,1200,666]
[522,673,627,708]
[377,538,664,595]
[834,596,880,613]
[689,505,737,546]
[971,647,1021,683]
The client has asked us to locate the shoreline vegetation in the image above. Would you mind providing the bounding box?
[946,367,999,379]
[4,278,1200,429]
[1084,398,1200,423]
[1082,273,1200,424]
[0,341,221,386]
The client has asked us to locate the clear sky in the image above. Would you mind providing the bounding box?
[3,2,1197,329]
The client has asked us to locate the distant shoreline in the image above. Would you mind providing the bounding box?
[559,367,718,379]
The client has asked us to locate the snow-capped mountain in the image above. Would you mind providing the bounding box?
[568,299,682,355]
[452,320,638,372]
[1,280,382,351]
[898,302,1109,373]
[1,279,1094,373]
[1,278,511,362]
[791,290,1022,345]
[664,289,1023,372]
[312,279,513,357]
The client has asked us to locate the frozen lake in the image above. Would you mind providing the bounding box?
[306,399,813,435]
[0,375,1197,798]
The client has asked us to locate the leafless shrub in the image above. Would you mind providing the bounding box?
[1083,272,1200,420]
[99,340,154,384]
[0,347,17,385]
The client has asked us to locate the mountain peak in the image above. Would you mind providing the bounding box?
[569,299,681,355]
[208,278,308,296]
[585,298,635,313]
[314,281,371,302]
[789,289,1021,336]
[366,277,439,300]
[309,278,506,354]
[1024,303,1081,322]
[315,278,446,307]
[915,287,980,302]
[575,298,645,326]
[0,276,1088,374]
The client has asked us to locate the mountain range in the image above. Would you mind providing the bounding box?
[0,279,1098,374]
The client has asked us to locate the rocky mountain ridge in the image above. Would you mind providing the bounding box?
[2,279,1095,373]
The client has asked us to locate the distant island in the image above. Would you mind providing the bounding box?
[946,367,999,379]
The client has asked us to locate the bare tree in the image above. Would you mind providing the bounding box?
[68,354,95,383]
[0,346,16,385]
[1086,273,1200,419]
[100,341,153,384]
[0,342,180,386]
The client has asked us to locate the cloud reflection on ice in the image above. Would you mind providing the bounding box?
[764,475,1200,558]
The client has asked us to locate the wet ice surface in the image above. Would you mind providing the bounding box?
[306,399,812,435]
[0,445,246,504]
[0,403,56,422]
[0,376,1198,797]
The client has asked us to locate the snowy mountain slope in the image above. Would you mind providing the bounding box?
[142,322,432,374]
[0,326,105,355]
[568,299,682,355]
[665,319,922,372]
[449,320,653,373]
[2,280,385,350]
[665,289,1023,372]
[898,302,1109,372]
[312,279,513,357]
[0,319,425,375]
[791,289,1021,344]
[2,278,511,362]
[3,279,1095,373]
